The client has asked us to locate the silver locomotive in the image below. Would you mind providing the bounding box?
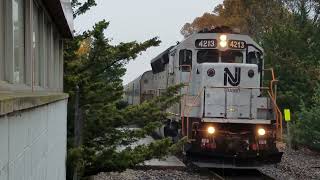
[124,27,283,165]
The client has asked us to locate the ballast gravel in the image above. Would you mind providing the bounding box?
[94,142,320,180]
[93,169,210,180]
[259,142,320,180]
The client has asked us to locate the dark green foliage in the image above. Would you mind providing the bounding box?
[291,85,320,150]
[72,0,97,18]
[262,6,320,111]
[65,19,182,179]
[255,1,320,148]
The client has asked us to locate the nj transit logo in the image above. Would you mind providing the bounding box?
[224,67,241,86]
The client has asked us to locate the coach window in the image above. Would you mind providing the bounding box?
[197,49,219,63]
[221,50,243,63]
[179,49,192,72]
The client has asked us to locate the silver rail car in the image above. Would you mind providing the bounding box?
[124,27,283,165]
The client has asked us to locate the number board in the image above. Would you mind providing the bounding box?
[195,39,217,48]
[228,40,246,49]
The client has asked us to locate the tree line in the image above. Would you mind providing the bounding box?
[181,0,320,150]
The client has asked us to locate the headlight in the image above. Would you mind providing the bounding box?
[219,34,227,41]
[219,41,227,48]
[208,126,215,134]
[258,128,266,136]
[219,35,227,48]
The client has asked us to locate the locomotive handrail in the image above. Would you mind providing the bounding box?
[263,68,283,141]
[184,87,205,141]
[268,91,283,140]
[206,86,270,90]
[179,65,192,138]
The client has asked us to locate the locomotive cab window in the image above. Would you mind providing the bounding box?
[247,51,263,72]
[221,50,243,63]
[197,49,219,63]
[247,51,261,64]
[179,49,192,72]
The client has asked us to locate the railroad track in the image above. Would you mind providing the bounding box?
[208,168,274,180]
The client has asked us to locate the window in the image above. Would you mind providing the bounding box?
[179,49,192,72]
[247,51,263,72]
[0,0,4,80]
[197,49,219,63]
[221,50,243,63]
[151,58,165,74]
[12,0,25,83]
[247,51,261,65]
[46,22,53,88]
[53,32,60,89]
[33,1,41,86]
[59,40,63,90]
[39,11,46,87]
[0,0,66,91]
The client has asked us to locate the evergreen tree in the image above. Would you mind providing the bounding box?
[65,2,183,179]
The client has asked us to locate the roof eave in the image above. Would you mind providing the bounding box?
[42,0,74,39]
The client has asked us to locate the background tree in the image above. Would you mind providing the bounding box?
[180,0,287,40]
[71,0,97,18]
[65,2,183,179]
[181,0,320,149]
[291,85,320,150]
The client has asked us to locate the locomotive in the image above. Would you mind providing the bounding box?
[124,27,283,165]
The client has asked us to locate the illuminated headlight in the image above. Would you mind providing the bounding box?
[219,34,228,48]
[219,34,227,41]
[208,126,215,134]
[219,41,227,48]
[258,128,266,136]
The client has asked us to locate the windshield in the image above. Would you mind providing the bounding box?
[197,49,219,63]
[197,49,244,63]
[221,50,243,63]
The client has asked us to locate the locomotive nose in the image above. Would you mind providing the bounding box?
[199,63,259,119]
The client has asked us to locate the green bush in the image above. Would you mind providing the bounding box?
[291,85,320,150]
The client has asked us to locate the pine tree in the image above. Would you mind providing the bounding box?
[65,2,183,179]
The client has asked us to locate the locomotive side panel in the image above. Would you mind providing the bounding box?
[140,71,155,102]
[124,76,142,105]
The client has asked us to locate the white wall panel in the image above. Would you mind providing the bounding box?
[0,99,67,180]
[0,116,8,180]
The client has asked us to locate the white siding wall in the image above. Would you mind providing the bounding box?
[0,99,67,180]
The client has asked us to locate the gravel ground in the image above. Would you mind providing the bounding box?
[94,142,320,180]
[259,142,320,180]
[93,169,211,180]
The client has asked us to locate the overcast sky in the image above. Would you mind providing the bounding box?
[74,0,223,84]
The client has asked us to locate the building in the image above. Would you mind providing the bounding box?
[0,0,73,179]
